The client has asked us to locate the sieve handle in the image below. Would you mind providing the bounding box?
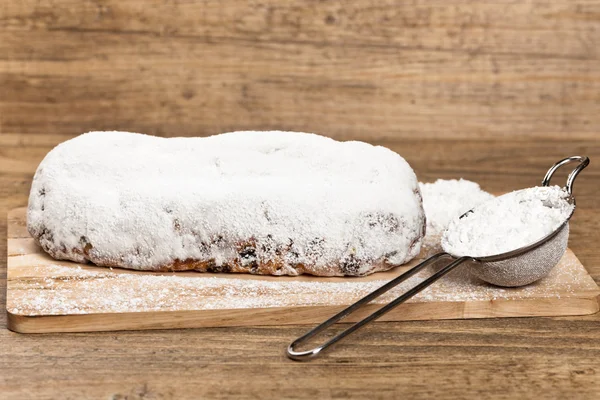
[286,253,472,361]
[542,156,589,195]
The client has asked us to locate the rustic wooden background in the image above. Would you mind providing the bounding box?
[2,0,600,140]
[2,1,600,399]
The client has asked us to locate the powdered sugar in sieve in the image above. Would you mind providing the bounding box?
[442,185,574,287]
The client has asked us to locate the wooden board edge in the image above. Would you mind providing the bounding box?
[8,294,599,334]
[8,207,26,218]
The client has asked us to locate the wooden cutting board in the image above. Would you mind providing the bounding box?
[7,207,600,333]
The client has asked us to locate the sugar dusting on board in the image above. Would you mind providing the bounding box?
[442,186,574,258]
[8,251,589,316]
[419,179,494,256]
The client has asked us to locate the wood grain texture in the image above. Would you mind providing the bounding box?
[2,0,600,398]
[1,135,600,399]
[8,208,599,333]
[2,1,600,139]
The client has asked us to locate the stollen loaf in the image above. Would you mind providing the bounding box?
[27,131,425,276]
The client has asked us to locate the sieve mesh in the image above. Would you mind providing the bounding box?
[468,223,569,287]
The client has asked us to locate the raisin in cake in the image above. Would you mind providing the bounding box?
[27,131,425,276]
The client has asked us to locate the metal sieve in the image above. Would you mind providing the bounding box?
[287,156,589,361]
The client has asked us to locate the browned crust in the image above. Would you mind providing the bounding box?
[91,255,399,277]
[35,233,422,277]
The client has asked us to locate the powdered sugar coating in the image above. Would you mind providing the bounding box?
[27,131,425,276]
[442,186,574,258]
[419,179,494,256]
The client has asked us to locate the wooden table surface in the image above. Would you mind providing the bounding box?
[2,1,600,398]
[0,135,599,399]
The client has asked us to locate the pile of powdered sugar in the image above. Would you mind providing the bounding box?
[27,131,425,276]
[442,186,574,258]
[419,179,494,256]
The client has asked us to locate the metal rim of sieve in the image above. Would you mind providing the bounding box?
[464,155,588,263]
[286,156,590,361]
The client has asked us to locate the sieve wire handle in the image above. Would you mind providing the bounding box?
[287,253,472,361]
[542,156,589,195]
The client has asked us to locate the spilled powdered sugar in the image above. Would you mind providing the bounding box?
[443,186,574,258]
[8,251,589,316]
[419,179,494,256]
